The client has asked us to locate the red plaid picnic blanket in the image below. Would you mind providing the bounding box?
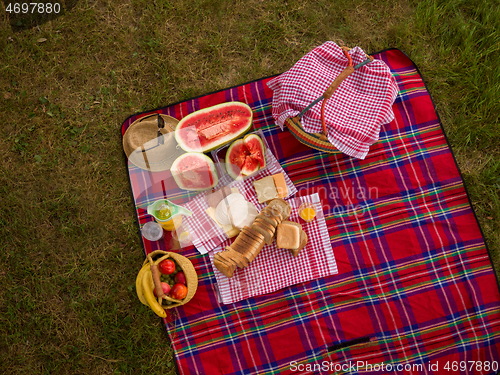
[210,193,338,304]
[121,48,500,375]
[268,42,398,159]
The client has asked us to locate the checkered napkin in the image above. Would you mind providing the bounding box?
[267,41,398,159]
[209,193,338,304]
[182,148,297,254]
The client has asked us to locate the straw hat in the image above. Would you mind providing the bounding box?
[123,114,184,172]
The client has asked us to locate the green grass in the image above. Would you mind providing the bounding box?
[0,0,498,373]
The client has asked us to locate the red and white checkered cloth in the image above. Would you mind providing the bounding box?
[267,42,398,159]
[210,193,338,304]
[183,148,297,254]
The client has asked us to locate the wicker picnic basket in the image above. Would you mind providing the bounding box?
[283,46,373,154]
[285,116,342,154]
[145,250,198,309]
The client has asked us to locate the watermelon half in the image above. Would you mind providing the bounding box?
[225,133,266,179]
[171,152,218,191]
[175,102,253,153]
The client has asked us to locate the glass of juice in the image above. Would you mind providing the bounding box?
[298,202,316,222]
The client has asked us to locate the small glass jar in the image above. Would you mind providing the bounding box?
[141,221,164,241]
[298,202,316,222]
[172,226,192,247]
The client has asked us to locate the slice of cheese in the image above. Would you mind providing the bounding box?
[272,173,288,198]
[231,201,258,229]
[228,198,249,228]
[206,207,239,238]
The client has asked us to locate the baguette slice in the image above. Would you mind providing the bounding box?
[215,251,237,268]
[230,237,249,256]
[267,198,291,219]
[213,256,235,278]
[239,226,266,261]
[255,212,279,228]
[289,230,308,257]
[241,226,265,245]
[281,220,302,231]
[246,238,265,262]
[238,232,264,261]
[238,230,264,248]
[225,247,249,268]
[254,216,277,233]
[232,249,250,268]
[232,251,251,268]
[251,221,275,244]
[276,221,301,249]
[260,206,285,222]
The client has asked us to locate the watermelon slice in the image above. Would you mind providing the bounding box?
[175,102,253,152]
[171,152,218,191]
[225,134,266,179]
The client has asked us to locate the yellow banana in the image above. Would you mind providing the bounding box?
[141,268,167,318]
[135,263,152,306]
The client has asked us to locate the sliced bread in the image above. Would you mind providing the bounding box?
[276,221,301,249]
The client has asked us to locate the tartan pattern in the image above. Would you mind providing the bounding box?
[210,193,338,304]
[121,49,500,374]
